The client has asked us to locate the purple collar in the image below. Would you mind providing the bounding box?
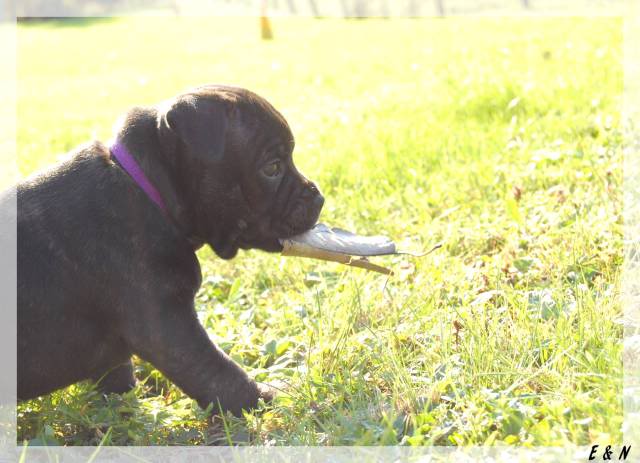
[109,141,167,213]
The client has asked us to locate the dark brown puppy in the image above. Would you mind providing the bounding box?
[15,85,324,415]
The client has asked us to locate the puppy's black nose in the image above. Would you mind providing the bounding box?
[306,182,324,209]
[314,193,325,210]
[308,183,318,193]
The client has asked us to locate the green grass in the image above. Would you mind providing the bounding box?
[16,16,623,446]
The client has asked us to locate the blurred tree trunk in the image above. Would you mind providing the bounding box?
[435,0,445,16]
[171,0,180,16]
[408,0,418,16]
[521,0,530,8]
[1,0,10,21]
[339,0,350,17]
[353,0,366,17]
[285,0,296,13]
[308,0,319,17]
[380,0,389,18]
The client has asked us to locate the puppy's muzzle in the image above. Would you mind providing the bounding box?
[280,181,324,237]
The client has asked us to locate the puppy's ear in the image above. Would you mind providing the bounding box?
[157,95,228,162]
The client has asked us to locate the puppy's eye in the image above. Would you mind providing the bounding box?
[262,160,282,177]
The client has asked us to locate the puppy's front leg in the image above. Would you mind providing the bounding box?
[127,305,265,416]
[93,360,136,394]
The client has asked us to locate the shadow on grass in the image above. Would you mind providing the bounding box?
[17,17,116,28]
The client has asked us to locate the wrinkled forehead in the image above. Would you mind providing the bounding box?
[238,99,293,145]
[193,86,295,148]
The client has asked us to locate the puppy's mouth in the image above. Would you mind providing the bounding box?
[212,188,324,260]
[237,195,324,254]
[213,219,292,260]
[236,218,315,253]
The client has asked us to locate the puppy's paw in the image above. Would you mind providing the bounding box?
[93,361,136,396]
[256,382,277,403]
[205,377,269,417]
[256,379,289,404]
[201,372,286,417]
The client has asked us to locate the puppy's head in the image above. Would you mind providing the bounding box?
[157,85,324,259]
